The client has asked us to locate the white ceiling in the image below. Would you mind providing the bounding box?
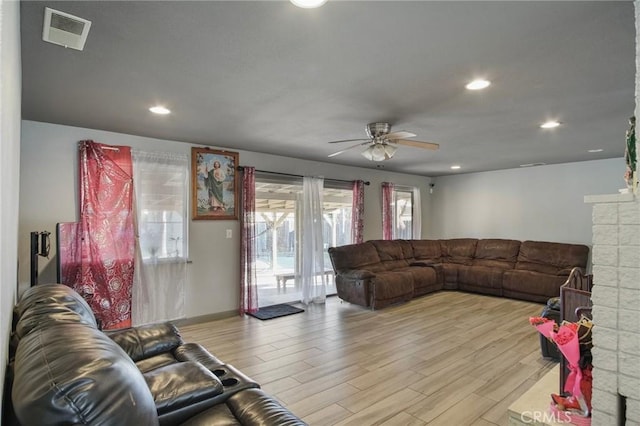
[20,1,635,177]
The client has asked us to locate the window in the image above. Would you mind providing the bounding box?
[132,151,189,261]
[393,187,414,239]
[383,184,420,240]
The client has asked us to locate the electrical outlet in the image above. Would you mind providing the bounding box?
[226,229,232,239]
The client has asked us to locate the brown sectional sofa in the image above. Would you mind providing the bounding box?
[328,238,589,309]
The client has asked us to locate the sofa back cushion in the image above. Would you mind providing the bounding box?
[12,323,159,426]
[515,241,589,274]
[370,240,412,270]
[473,239,521,269]
[328,242,381,273]
[15,283,98,339]
[410,240,442,262]
[440,238,478,265]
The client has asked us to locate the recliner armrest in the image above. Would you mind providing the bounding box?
[339,269,375,280]
[174,343,225,370]
[106,322,183,362]
[227,388,308,426]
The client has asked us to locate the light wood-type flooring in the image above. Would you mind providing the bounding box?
[179,291,557,426]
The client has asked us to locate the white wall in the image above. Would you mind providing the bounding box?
[427,158,626,249]
[19,120,434,318]
[20,120,627,318]
[0,0,22,415]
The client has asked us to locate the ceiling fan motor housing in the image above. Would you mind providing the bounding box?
[366,122,391,139]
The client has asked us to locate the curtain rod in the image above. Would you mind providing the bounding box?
[237,167,370,186]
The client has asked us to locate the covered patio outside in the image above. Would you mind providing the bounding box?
[254,181,352,307]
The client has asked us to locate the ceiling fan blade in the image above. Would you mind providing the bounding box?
[328,142,370,157]
[385,131,416,140]
[328,138,370,144]
[393,139,440,150]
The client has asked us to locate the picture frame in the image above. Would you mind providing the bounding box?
[191,147,239,220]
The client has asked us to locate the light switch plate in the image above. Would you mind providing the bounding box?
[226,229,232,239]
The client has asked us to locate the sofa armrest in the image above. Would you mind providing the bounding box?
[181,389,307,426]
[106,322,183,362]
[339,269,375,280]
[227,388,307,425]
[174,343,225,370]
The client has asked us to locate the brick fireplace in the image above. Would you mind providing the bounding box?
[583,4,640,424]
[586,194,639,424]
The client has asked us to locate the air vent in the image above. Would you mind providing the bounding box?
[519,162,547,168]
[42,7,91,51]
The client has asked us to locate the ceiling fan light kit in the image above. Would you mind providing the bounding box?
[361,144,396,162]
[328,122,439,162]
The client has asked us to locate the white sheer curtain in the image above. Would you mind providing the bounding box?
[300,176,326,304]
[412,187,422,238]
[132,150,188,325]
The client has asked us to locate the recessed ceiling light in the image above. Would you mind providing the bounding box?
[465,79,491,90]
[451,165,461,170]
[588,149,603,153]
[540,120,561,129]
[290,0,328,8]
[149,105,171,115]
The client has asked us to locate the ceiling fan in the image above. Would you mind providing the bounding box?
[327,122,440,162]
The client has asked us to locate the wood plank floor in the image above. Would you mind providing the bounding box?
[179,291,557,426]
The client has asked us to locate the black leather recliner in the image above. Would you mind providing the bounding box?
[6,283,306,426]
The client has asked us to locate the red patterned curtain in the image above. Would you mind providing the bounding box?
[240,167,258,314]
[69,140,135,329]
[351,180,365,244]
[382,182,394,240]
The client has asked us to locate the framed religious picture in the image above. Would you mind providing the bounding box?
[191,147,239,220]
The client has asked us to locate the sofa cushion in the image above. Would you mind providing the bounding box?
[473,239,520,269]
[410,239,442,261]
[396,265,442,296]
[440,239,478,265]
[502,270,569,302]
[370,271,414,300]
[136,352,179,373]
[328,242,381,273]
[370,240,411,270]
[12,323,158,426]
[458,265,504,295]
[515,241,589,275]
[144,361,224,415]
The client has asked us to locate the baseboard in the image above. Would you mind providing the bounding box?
[173,310,238,326]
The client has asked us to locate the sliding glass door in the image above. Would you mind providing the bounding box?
[254,175,353,307]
